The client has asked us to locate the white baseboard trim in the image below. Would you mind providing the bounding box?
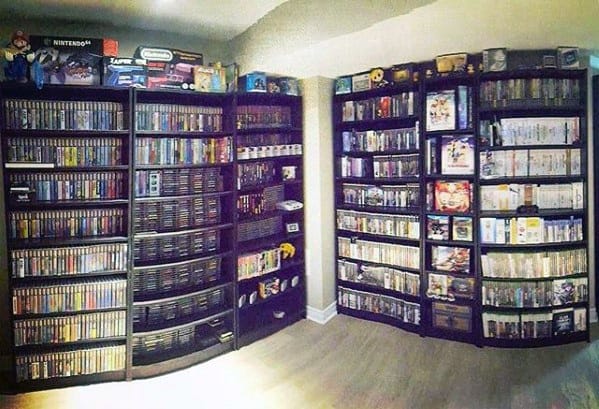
[307,301,337,325]
[590,308,598,323]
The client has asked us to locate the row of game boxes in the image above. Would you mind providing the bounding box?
[479,216,583,245]
[339,154,419,179]
[337,259,420,296]
[135,103,223,133]
[238,216,283,243]
[236,105,292,129]
[135,167,224,198]
[10,171,126,202]
[237,185,284,218]
[236,161,276,190]
[341,126,419,153]
[135,136,233,165]
[480,148,581,179]
[341,183,420,209]
[482,277,588,308]
[133,228,221,263]
[12,278,127,315]
[15,344,126,382]
[480,116,580,147]
[337,210,420,240]
[4,99,125,131]
[479,78,581,107]
[481,248,587,279]
[482,308,587,340]
[133,255,222,296]
[132,288,226,328]
[134,197,221,233]
[340,92,418,122]
[480,182,584,211]
[6,137,123,167]
[14,310,126,347]
[237,247,281,281]
[337,237,420,270]
[338,286,421,325]
[9,208,125,240]
[10,243,128,278]
[132,318,232,359]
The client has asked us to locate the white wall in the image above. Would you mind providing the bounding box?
[301,77,337,320]
[232,0,599,78]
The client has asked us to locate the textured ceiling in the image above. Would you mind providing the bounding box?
[0,0,289,41]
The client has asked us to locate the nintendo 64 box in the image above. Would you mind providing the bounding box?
[29,35,106,85]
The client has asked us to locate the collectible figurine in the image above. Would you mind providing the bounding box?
[4,30,35,82]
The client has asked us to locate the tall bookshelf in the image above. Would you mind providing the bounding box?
[0,85,306,390]
[1,84,131,390]
[130,90,236,378]
[478,69,589,346]
[332,72,422,333]
[332,56,590,347]
[234,93,306,347]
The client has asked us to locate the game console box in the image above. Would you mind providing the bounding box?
[102,57,148,88]
[30,35,104,85]
[238,71,267,92]
[134,45,203,90]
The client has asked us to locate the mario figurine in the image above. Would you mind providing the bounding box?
[4,30,35,82]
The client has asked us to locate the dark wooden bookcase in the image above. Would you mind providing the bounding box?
[332,56,590,348]
[478,68,589,347]
[129,89,236,378]
[0,84,132,390]
[332,73,423,334]
[0,85,305,391]
[233,93,306,348]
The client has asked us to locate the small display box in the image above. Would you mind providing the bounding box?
[29,35,104,85]
[239,71,267,93]
[102,57,147,88]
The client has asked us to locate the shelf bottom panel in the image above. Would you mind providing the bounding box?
[337,306,421,334]
[483,330,589,348]
[238,308,305,348]
[131,341,234,379]
[12,370,126,393]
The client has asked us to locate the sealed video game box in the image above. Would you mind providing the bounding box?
[239,71,267,93]
[29,35,104,85]
[102,57,148,88]
[134,45,203,90]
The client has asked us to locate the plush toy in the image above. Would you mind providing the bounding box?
[4,30,35,82]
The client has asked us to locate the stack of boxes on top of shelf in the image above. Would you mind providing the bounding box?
[3,31,233,91]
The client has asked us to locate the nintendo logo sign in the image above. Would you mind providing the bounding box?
[139,48,173,62]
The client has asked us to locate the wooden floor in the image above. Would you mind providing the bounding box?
[2,314,599,409]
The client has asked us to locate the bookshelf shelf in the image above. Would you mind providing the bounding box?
[7,236,129,250]
[15,337,128,352]
[13,306,128,320]
[332,54,589,348]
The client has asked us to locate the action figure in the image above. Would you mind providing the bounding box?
[4,30,35,82]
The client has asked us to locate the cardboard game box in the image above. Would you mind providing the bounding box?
[30,35,104,85]
[134,46,203,90]
[102,57,147,88]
